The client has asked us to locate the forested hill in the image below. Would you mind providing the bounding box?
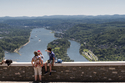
[47,39,73,62]
[55,22,125,41]
[55,22,125,61]
[1,15,125,32]
[84,28,125,61]
[55,24,97,42]
[0,23,34,61]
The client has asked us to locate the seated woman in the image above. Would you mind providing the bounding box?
[31,51,43,81]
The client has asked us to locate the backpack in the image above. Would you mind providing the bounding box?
[55,59,62,63]
[5,59,13,66]
[33,56,41,67]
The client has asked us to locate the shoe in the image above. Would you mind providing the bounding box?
[44,71,48,75]
[49,72,51,76]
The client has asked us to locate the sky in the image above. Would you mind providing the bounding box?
[0,0,125,17]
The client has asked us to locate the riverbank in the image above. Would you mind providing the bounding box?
[13,32,31,55]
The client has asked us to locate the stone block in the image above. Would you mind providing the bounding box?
[15,72,20,75]
[112,71,117,74]
[121,70,125,72]
[93,72,97,74]
[65,70,71,73]
[109,67,115,70]
[3,67,7,70]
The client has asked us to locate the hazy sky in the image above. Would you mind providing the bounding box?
[0,0,125,17]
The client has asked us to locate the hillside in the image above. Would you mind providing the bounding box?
[84,28,125,61]
[0,23,34,61]
[55,22,125,61]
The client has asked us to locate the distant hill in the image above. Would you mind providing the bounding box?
[1,14,125,20]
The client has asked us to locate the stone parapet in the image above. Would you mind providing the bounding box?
[0,62,125,82]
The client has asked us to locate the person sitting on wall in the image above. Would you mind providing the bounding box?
[44,47,55,76]
[0,59,12,67]
[31,51,43,81]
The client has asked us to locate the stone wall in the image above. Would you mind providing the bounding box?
[0,62,125,82]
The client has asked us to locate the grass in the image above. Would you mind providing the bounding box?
[83,49,89,52]
[82,54,92,61]
[55,47,60,50]
[82,49,98,61]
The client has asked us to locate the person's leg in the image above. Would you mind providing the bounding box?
[49,63,51,72]
[49,63,52,75]
[45,62,47,72]
[35,75,37,81]
[44,62,49,75]
[34,67,37,81]
[51,60,56,72]
[49,60,53,72]
[39,75,41,81]
[52,60,54,67]
[38,67,42,81]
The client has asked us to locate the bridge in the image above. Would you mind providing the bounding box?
[0,62,125,82]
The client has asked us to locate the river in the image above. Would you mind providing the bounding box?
[5,28,88,62]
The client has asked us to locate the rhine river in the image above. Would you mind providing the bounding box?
[5,28,88,62]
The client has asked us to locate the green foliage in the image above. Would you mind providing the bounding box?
[0,47,4,61]
[1,16,125,61]
[87,28,125,61]
[0,23,33,61]
[55,22,125,61]
[47,39,74,62]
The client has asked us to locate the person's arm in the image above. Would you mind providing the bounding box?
[40,52,42,55]
[31,58,34,67]
[41,55,44,59]
[53,57,55,63]
[45,50,50,53]
[45,50,50,56]
[41,60,43,67]
[52,54,55,66]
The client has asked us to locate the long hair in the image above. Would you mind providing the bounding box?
[34,51,38,56]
